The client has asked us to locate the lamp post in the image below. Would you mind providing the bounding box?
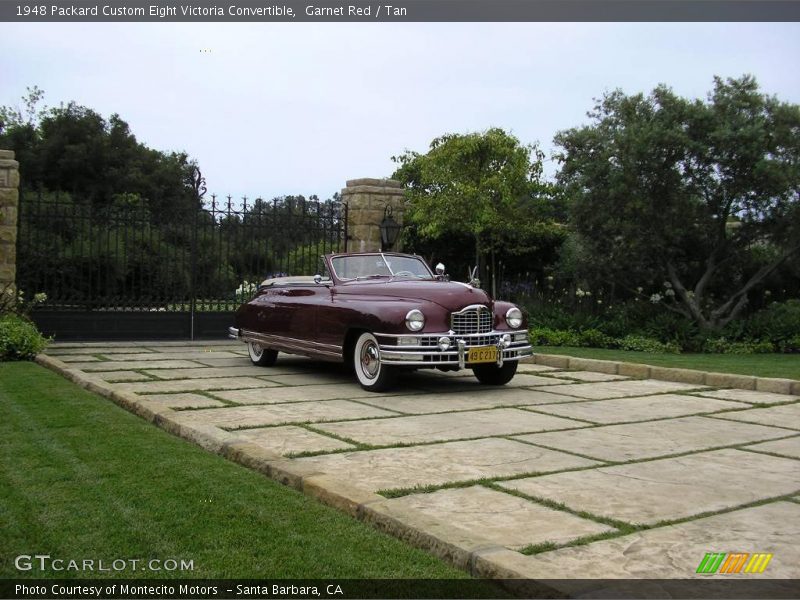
[379,205,401,251]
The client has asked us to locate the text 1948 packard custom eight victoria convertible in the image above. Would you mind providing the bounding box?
[229,252,533,391]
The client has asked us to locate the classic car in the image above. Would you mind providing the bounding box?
[229,252,533,391]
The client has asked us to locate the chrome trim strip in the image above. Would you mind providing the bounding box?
[239,330,343,360]
[376,329,528,339]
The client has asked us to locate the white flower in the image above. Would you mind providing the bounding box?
[34,292,47,303]
[664,288,675,297]
[650,293,663,303]
[636,287,643,294]
[663,281,673,289]
[575,288,586,297]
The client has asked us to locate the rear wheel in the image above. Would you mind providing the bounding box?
[248,341,278,366]
[473,361,517,385]
[353,332,395,392]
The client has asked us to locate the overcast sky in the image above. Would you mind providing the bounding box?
[2,22,799,202]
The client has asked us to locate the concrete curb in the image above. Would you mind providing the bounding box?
[524,353,800,396]
[33,352,544,587]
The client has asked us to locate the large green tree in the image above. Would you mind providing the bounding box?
[392,127,560,293]
[0,88,199,218]
[556,76,800,330]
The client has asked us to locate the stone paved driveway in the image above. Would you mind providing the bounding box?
[44,341,800,583]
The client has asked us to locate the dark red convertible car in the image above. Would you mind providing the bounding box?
[229,252,532,391]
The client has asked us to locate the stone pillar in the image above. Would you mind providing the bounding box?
[341,178,406,252]
[0,149,19,293]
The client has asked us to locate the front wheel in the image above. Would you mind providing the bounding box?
[353,332,395,392]
[473,361,517,385]
[248,341,278,366]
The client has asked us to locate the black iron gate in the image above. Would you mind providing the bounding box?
[17,188,348,341]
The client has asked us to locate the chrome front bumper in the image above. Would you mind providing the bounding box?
[376,330,532,368]
[228,326,240,340]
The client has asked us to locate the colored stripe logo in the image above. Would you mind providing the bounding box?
[696,552,773,574]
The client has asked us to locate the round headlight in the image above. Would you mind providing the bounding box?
[505,307,523,329]
[405,309,425,332]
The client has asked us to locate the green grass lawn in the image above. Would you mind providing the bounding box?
[533,346,800,380]
[0,362,472,580]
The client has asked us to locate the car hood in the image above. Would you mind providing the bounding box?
[335,279,492,311]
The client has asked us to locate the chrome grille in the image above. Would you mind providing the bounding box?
[451,306,492,335]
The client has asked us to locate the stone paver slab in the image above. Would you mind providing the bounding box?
[211,384,414,404]
[356,389,589,415]
[316,408,585,445]
[118,377,280,395]
[146,393,227,409]
[381,486,614,550]
[103,351,242,361]
[533,379,707,400]
[742,435,800,459]
[176,400,397,429]
[144,344,242,353]
[295,438,599,492]
[517,364,558,373]
[532,394,743,425]
[48,346,154,355]
[92,370,153,383]
[52,355,103,363]
[697,388,799,405]
[492,502,800,579]
[499,449,800,525]
[411,374,567,392]
[262,372,355,386]
[232,426,354,455]
[515,416,787,462]
[189,357,252,367]
[144,366,294,380]
[709,403,800,430]
[546,370,629,383]
[69,359,206,371]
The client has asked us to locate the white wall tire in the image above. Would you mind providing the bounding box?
[248,341,278,366]
[353,332,395,392]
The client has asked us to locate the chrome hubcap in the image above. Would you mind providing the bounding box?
[250,342,262,358]
[360,342,380,379]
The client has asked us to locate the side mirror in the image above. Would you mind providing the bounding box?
[434,262,449,281]
[314,274,322,284]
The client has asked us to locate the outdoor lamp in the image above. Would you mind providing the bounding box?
[379,205,401,251]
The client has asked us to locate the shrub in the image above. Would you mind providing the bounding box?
[778,334,800,354]
[617,334,681,354]
[579,328,616,349]
[702,337,775,354]
[0,314,49,360]
[745,300,800,350]
[529,327,584,347]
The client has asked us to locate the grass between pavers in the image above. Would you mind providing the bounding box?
[0,362,476,580]
[532,347,800,380]
[376,430,800,500]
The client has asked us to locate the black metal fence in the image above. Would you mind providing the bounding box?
[16,190,347,340]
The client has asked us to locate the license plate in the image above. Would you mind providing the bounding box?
[468,345,497,364]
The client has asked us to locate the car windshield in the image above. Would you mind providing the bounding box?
[331,254,433,280]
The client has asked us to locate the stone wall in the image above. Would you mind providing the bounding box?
[341,178,405,252]
[0,149,19,293]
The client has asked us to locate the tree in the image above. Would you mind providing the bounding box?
[0,89,199,217]
[392,127,556,293]
[555,76,800,330]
